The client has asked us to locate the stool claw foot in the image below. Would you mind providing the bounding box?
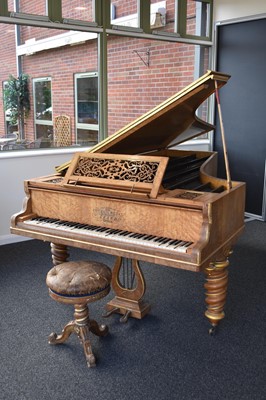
[90,319,109,337]
[120,310,131,323]
[48,321,75,344]
[48,332,58,344]
[102,307,119,318]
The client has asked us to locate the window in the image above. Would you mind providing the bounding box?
[0,1,214,153]
[75,72,99,146]
[2,81,18,136]
[177,0,213,41]
[33,77,53,148]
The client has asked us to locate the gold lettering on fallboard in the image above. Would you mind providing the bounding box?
[93,207,122,224]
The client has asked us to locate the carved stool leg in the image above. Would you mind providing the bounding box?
[89,319,109,337]
[73,303,97,367]
[49,321,75,344]
[204,258,229,334]
[77,324,96,368]
[50,243,69,266]
[48,303,108,367]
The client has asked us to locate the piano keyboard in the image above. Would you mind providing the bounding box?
[24,217,194,253]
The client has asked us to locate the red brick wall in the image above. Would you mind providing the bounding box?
[107,35,196,134]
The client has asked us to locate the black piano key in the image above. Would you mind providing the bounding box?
[158,238,171,245]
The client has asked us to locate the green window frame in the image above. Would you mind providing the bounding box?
[177,0,213,41]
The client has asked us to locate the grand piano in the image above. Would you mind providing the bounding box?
[11,70,245,333]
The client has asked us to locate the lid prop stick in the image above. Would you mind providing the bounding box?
[215,80,232,190]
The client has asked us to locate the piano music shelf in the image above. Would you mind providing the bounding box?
[63,152,168,199]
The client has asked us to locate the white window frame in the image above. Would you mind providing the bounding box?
[74,71,99,143]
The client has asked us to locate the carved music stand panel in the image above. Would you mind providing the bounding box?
[63,152,168,198]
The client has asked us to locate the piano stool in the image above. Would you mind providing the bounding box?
[46,260,112,367]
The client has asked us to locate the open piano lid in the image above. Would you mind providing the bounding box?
[57,71,230,172]
[91,70,230,154]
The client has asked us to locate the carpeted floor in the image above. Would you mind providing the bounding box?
[0,220,265,400]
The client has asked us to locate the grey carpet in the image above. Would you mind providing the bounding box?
[0,220,265,400]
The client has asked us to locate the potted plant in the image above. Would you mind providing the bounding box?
[3,73,30,140]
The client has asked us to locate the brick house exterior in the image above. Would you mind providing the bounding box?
[0,0,209,148]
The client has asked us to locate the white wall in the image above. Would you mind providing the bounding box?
[0,150,74,245]
[214,0,266,23]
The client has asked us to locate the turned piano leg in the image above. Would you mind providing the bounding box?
[104,257,151,322]
[50,243,69,266]
[204,257,230,334]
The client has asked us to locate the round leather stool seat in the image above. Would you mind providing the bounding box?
[46,260,112,367]
[46,260,112,303]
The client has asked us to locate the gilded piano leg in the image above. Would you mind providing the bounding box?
[50,243,69,266]
[104,257,151,322]
[204,258,229,334]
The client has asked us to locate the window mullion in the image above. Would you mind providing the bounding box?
[46,0,62,23]
[138,0,150,33]
[0,0,9,17]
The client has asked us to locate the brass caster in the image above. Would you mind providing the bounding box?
[208,325,217,336]
[86,353,96,368]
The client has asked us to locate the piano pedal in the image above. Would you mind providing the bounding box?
[119,310,131,324]
[102,307,119,318]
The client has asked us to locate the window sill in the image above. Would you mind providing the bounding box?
[0,146,92,159]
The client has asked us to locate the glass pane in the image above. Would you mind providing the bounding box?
[1,22,17,136]
[6,120,18,135]
[19,25,65,45]
[77,76,98,124]
[196,46,210,124]
[77,128,98,146]
[111,1,168,32]
[149,0,175,35]
[19,1,47,16]
[34,80,52,121]
[35,124,53,147]
[62,0,94,22]
[186,0,210,38]
[107,36,200,137]
[111,0,138,29]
